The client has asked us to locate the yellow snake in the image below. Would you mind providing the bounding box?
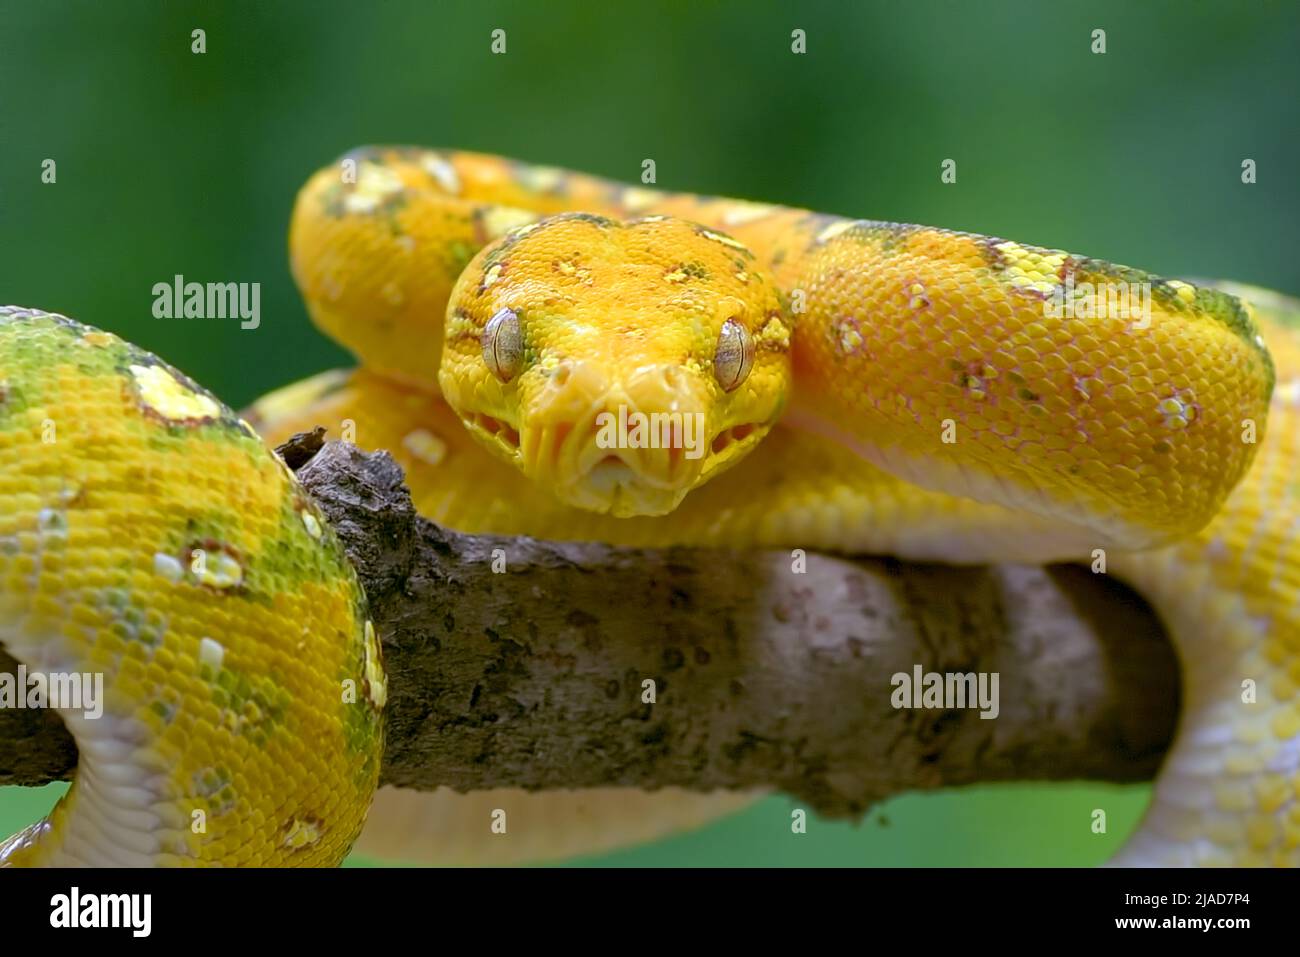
[0,307,384,865]
[3,146,1295,865]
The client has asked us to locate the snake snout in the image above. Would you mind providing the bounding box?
[522,360,715,515]
[531,359,611,423]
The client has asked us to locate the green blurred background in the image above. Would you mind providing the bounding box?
[1,0,1297,865]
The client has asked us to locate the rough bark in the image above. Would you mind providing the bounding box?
[0,438,1178,819]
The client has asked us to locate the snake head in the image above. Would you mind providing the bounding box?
[439,213,793,516]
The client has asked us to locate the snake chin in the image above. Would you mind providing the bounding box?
[562,425,770,517]
[556,457,690,516]
[458,409,772,516]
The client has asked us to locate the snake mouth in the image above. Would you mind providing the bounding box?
[697,421,767,483]
[526,416,769,515]
[467,412,521,455]
[457,402,770,515]
[555,454,695,516]
[709,422,758,455]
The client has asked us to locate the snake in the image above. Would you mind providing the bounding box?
[2,146,1294,866]
[0,307,384,865]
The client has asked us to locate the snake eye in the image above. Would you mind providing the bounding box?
[482,307,523,382]
[713,317,754,392]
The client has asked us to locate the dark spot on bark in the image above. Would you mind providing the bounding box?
[640,724,667,746]
[662,647,685,670]
[276,427,326,470]
[722,617,741,646]
[724,731,762,763]
[565,608,599,628]
[693,646,711,665]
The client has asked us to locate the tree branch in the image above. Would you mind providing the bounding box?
[0,439,1178,819]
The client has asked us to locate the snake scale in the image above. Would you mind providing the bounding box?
[2,146,1296,866]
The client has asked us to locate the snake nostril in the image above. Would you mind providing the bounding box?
[660,366,687,390]
[624,363,696,412]
[540,360,607,414]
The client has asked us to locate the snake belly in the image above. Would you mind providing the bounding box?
[0,308,384,866]
[259,147,1293,867]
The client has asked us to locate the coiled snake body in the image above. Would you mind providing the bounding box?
[3,147,1296,865]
